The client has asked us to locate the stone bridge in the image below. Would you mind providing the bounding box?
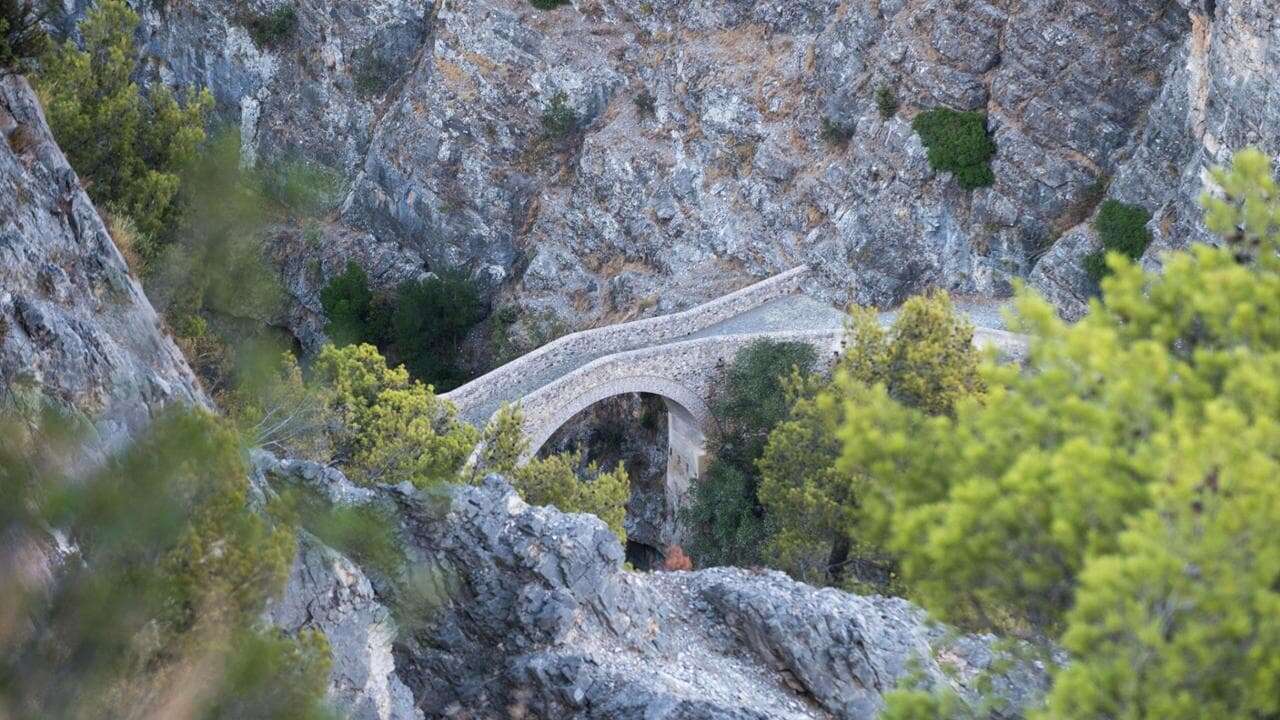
[444,267,1025,547]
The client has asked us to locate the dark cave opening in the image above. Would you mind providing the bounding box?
[625,540,664,571]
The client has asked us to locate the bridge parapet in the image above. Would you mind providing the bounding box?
[443,266,814,427]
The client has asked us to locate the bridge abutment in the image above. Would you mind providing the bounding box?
[663,399,708,547]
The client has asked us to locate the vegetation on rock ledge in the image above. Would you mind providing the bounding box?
[912,107,996,189]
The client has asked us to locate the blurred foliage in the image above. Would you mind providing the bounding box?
[1039,401,1280,719]
[0,408,332,720]
[36,0,212,241]
[1202,146,1280,265]
[313,343,478,488]
[682,339,818,567]
[223,345,333,461]
[152,130,283,323]
[865,151,1280,718]
[260,157,344,219]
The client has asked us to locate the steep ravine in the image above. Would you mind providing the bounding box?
[2,66,1054,718]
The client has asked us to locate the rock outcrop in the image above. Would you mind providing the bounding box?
[0,75,207,455]
[255,453,423,720]
[260,467,1054,719]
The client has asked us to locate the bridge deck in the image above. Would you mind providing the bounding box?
[459,294,848,427]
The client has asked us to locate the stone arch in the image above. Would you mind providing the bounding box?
[524,375,711,461]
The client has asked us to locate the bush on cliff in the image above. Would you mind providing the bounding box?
[238,5,299,49]
[37,0,213,241]
[1083,199,1152,283]
[912,108,996,190]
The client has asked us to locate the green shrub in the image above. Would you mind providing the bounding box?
[758,292,982,590]
[320,261,377,347]
[240,5,298,48]
[389,271,485,390]
[0,0,50,74]
[912,108,996,189]
[541,91,578,138]
[314,343,478,488]
[682,339,819,567]
[530,0,571,9]
[875,84,898,119]
[1084,199,1152,283]
[319,264,486,389]
[37,0,213,241]
[512,453,631,545]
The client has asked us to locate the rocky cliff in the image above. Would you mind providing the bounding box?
[95,0,1272,341]
[256,455,1054,719]
[0,75,207,456]
[2,64,1051,716]
[1031,0,1280,318]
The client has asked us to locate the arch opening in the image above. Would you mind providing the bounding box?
[532,387,709,558]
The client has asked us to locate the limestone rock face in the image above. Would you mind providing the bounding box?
[389,476,1054,719]
[255,453,422,720]
[1030,0,1280,314]
[111,0,1207,334]
[0,76,206,456]
[265,534,422,720]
